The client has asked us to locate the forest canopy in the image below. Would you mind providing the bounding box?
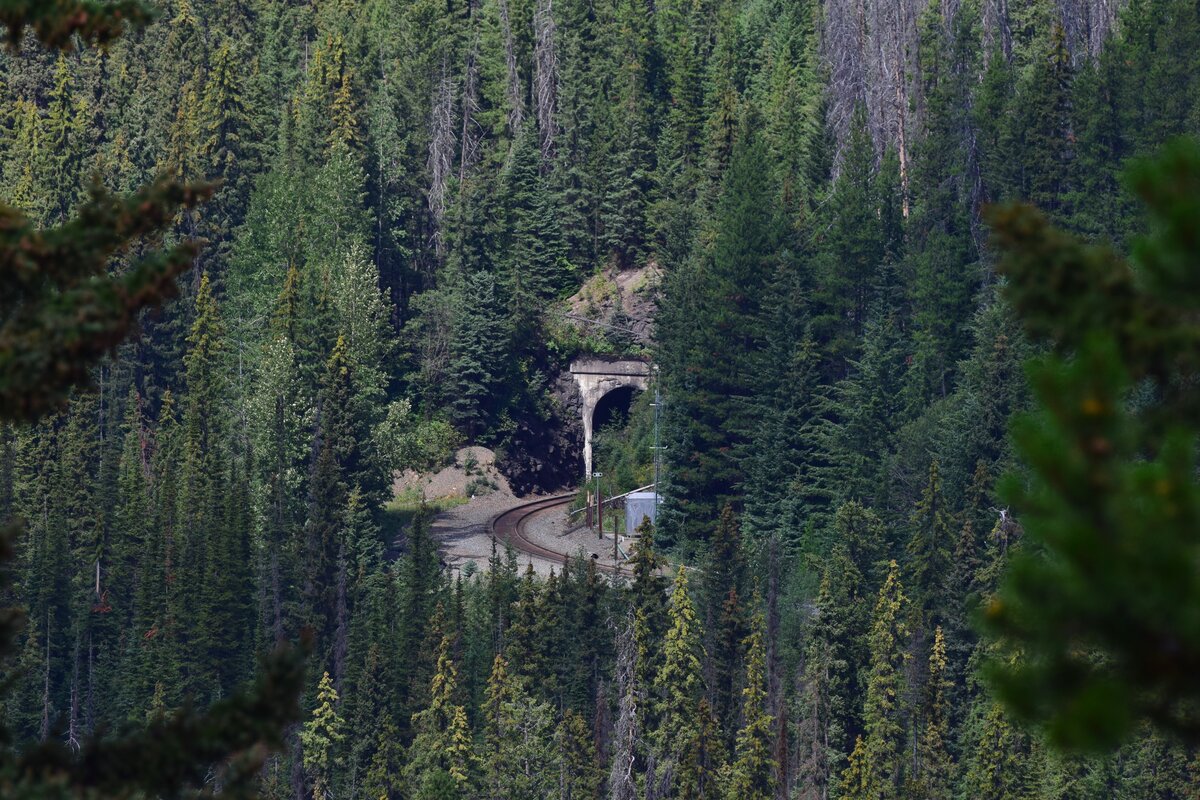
[2,0,1200,798]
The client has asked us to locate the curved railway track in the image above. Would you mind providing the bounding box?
[490,493,631,576]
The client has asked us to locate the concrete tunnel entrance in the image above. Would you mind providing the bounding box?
[569,357,651,481]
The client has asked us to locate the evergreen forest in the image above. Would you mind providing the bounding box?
[3,0,1200,798]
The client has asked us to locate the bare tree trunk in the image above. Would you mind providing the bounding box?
[889,0,912,215]
[68,641,80,751]
[593,677,611,773]
[609,615,638,800]
[1056,0,1121,62]
[86,628,95,734]
[332,545,349,692]
[981,0,1013,60]
[40,610,50,741]
[533,0,559,163]
[460,33,482,185]
[499,0,525,135]
[290,727,306,800]
[427,58,457,259]
[766,537,789,799]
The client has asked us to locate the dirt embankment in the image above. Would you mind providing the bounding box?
[393,445,512,502]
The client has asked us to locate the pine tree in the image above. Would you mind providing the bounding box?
[36,54,88,225]
[178,273,230,698]
[904,0,980,407]
[655,567,706,795]
[302,671,346,800]
[0,177,212,420]
[905,460,954,621]
[986,139,1200,745]
[599,71,654,270]
[200,36,251,237]
[836,311,908,510]
[720,606,775,800]
[407,632,475,793]
[557,708,601,800]
[974,46,1018,205]
[448,270,508,440]
[959,698,1036,800]
[909,626,952,799]
[302,337,356,665]
[0,7,304,799]
[627,518,668,713]
[660,135,780,544]
[496,123,573,335]
[483,667,558,800]
[482,653,518,798]
[802,543,868,785]
[362,715,404,800]
[810,108,887,370]
[1013,23,1074,218]
[505,564,548,687]
[110,388,151,711]
[841,560,908,800]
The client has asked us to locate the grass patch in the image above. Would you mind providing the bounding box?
[382,487,470,535]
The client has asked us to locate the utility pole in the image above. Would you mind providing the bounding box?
[593,471,603,539]
[651,364,664,519]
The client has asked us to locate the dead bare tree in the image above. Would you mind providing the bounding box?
[981,0,1013,59]
[533,0,559,162]
[824,0,919,187]
[1056,0,1121,61]
[427,58,457,258]
[499,0,525,135]
[822,0,869,169]
[460,33,483,184]
[609,613,639,800]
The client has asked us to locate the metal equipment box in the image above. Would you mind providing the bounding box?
[625,492,660,536]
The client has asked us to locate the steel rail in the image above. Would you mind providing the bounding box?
[489,493,632,577]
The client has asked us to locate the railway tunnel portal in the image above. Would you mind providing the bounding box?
[569,356,652,481]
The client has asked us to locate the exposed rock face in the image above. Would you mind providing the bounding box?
[495,371,584,496]
[564,264,661,349]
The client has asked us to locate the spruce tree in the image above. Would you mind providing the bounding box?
[177,273,230,699]
[557,708,601,800]
[720,606,775,800]
[659,135,780,544]
[302,671,346,800]
[841,560,908,800]
[905,460,954,622]
[627,518,668,714]
[986,138,1200,745]
[909,626,953,799]
[654,567,706,795]
[810,108,887,370]
[407,631,475,794]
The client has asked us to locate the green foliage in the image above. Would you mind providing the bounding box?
[659,134,781,544]
[654,567,706,793]
[6,0,1200,797]
[407,632,475,792]
[0,179,212,420]
[302,671,346,800]
[841,560,908,800]
[985,138,1200,747]
[720,605,775,800]
[0,0,154,49]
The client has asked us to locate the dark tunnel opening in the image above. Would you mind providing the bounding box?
[592,385,639,434]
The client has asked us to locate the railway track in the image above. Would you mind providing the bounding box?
[489,493,631,576]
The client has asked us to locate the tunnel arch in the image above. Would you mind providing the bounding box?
[569,357,652,480]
